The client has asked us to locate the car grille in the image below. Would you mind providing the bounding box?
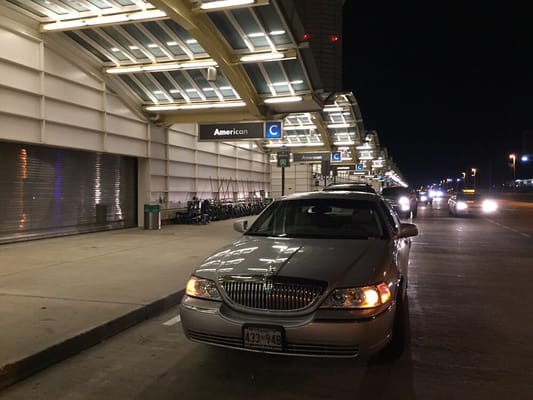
[220,277,325,311]
[187,330,359,358]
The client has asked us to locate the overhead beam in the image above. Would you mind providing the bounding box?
[150,0,263,120]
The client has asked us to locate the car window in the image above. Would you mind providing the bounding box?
[247,198,388,239]
[379,198,400,233]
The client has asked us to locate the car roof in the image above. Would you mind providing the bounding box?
[323,183,376,193]
[280,190,381,202]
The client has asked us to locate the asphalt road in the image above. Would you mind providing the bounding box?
[1,197,533,400]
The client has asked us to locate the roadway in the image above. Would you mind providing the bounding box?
[1,196,533,399]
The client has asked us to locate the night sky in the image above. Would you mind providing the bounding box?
[342,1,531,189]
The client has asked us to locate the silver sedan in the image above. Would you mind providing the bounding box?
[180,191,418,358]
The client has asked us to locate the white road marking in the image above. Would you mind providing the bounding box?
[163,315,181,326]
[521,233,531,238]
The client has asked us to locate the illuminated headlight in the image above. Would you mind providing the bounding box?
[399,196,410,211]
[420,195,428,201]
[321,282,392,309]
[185,276,221,300]
[482,200,498,212]
[457,201,468,210]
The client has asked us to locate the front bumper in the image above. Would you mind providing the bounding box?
[179,296,396,358]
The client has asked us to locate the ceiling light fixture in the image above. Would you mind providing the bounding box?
[41,9,167,32]
[145,101,246,112]
[105,59,217,74]
[264,96,303,104]
[266,142,323,148]
[200,0,255,10]
[240,52,286,62]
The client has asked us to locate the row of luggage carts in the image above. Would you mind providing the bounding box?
[175,199,267,225]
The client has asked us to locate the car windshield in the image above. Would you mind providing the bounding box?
[246,198,387,239]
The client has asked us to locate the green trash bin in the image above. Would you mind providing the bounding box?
[144,204,161,230]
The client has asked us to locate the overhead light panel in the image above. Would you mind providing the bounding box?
[105,59,217,74]
[41,9,167,32]
[240,52,285,63]
[264,96,303,104]
[200,0,255,10]
[145,101,246,112]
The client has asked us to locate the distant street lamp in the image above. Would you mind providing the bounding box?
[509,154,516,190]
[471,168,477,188]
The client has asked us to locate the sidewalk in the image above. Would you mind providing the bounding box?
[0,219,243,391]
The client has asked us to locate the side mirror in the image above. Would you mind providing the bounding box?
[397,222,418,238]
[233,220,249,233]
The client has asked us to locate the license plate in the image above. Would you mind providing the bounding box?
[243,326,283,351]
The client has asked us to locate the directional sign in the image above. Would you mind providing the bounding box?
[356,163,364,171]
[331,151,342,162]
[265,121,282,139]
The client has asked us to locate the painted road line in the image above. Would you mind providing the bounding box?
[521,233,531,238]
[163,315,181,326]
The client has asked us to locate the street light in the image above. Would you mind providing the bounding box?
[509,154,516,189]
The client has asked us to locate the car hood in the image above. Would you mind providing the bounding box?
[194,236,394,287]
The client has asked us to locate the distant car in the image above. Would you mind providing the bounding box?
[381,186,418,219]
[448,189,499,217]
[180,191,418,359]
[417,190,433,205]
[323,182,376,193]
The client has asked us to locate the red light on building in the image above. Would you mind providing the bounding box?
[302,33,312,41]
[329,34,340,43]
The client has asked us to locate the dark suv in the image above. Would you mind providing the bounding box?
[381,186,418,219]
[323,183,376,193]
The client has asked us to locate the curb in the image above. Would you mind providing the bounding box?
[0,290,184,392]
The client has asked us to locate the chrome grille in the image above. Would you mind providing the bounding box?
[220,278,325,311]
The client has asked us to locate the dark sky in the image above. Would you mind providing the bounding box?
[342,1,532,188]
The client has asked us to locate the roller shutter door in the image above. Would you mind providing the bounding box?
[0,142,137,243]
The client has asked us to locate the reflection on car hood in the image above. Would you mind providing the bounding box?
[195,236,393,287]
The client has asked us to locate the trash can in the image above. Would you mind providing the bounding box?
[144,204,161,230]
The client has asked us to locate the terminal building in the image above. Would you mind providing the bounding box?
[0,0,406,243]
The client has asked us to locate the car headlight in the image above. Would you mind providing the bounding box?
[420,195,428,201]
[321,282,392,309]
[482,200,498,212]
[398,196,410,211]
[457,201,468,210]
[185,276,221,300]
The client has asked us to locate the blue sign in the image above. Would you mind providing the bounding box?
[265,121,282,139]
[356,163,364,171]
[331,151,342,162]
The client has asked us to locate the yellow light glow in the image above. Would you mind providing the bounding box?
[363,288,379,306]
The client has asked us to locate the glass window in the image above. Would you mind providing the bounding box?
[247,198,387,239]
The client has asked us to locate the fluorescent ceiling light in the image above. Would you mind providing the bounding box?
[334,141,355,146]
[145,101,246,111]
[240,52,285,62]
[328,123,351,128]
[264,96,303,104]
[200,0,254,10]
[323,107,343,112]
[266,142,323,148]
[270,30,286,35]
[104,59,217,74]
[41,9,167,31]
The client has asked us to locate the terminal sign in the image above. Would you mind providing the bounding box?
[199,122,264,140]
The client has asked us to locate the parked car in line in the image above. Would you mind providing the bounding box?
[180,191,418,359]
[380,186,418,219]
[448,189,499,217]
[323,182,377,193]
